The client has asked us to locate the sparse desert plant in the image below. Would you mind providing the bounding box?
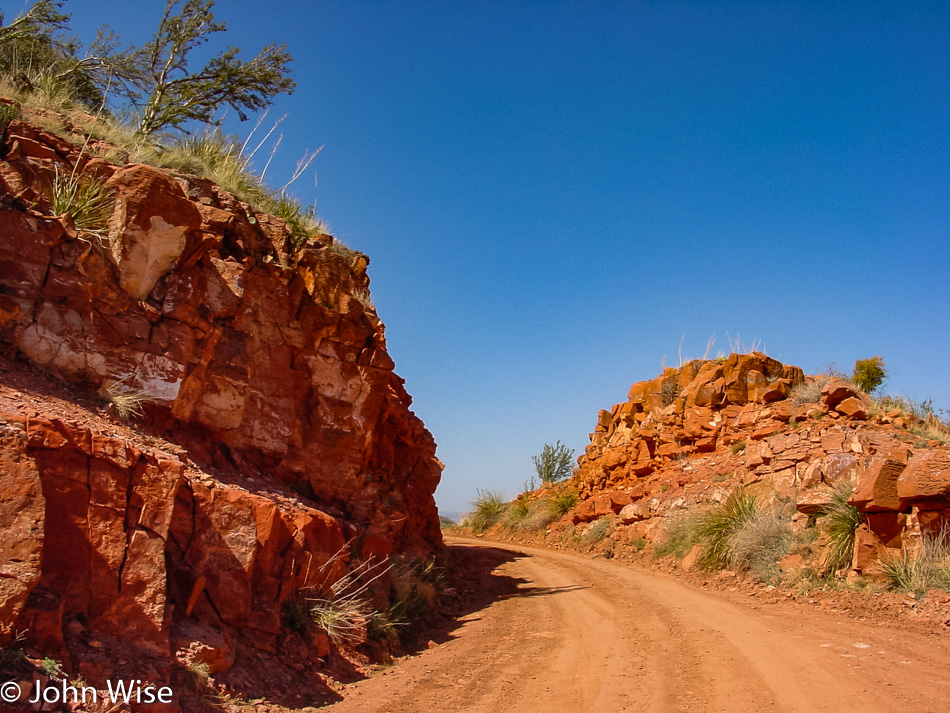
[389,555,443,624]
[352,288,375,312]
[327,238,363,264]
[503,492,532,529]
[816,479,862,571]
[520,497,559,531]
[281,599,311,634]
[907,420,950,446]
[466,489,507,534]
[49,166,115,243]
[307,552,390,648]
[551,489,578,516]
[273,195,320,254]
[184,660,211,692]
[661,379,681,406]
[583,516,614,545]
[873,394,922,419]
[879,529,950,595]
[694,491,760,570]
[159,129,269,205]
[653,510,704,559]
[0,631,28,680]
[790,376,827,405]
[727,505,795,581]
[731,440,746,455]
[851,356,886,394]
[100,380,154,420]
[533,440,575,483]
[39,657,64,680]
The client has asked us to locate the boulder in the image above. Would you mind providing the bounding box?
[849,450,908,512]
[618,502,650,524]
[107,164,203,300]
[821,380,863,410]
[835,397,868,420]
[896,450,950,506]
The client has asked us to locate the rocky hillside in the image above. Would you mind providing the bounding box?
[0,103,442,705]
[569,352,949,572]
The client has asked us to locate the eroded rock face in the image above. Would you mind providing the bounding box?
[0,110,442,696]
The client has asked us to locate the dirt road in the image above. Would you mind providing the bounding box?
[328,538,950,713]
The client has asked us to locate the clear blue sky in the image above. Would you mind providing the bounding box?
[62,0,950,517]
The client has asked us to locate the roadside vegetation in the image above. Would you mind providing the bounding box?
[0,0,340,261]
[880,529,950,596]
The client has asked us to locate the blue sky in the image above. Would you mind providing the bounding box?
[61,1,950,517]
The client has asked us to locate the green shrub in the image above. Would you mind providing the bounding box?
[695,491,760,570]
[466,490,506,534]
[0,102,19,128]
[550,490,578,516]
[817,479,862,571]
[49,166,115,244]
[852,356,886,394]
[39,657,63,681]
[533,441,575,483]
[731,440,746,455]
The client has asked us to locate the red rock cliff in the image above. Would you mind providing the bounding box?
[0,105,442,702]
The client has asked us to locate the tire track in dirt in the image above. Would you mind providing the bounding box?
[326,538,950,713]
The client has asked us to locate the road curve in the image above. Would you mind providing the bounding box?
[327,537,950,713]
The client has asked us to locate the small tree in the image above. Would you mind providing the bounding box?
[134,0,295,136]
[852,356,886,394]
[0,1,146,112]
[532,441,575,484]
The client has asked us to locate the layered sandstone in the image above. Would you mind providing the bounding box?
[0,104,442,702]
[571,353,950,571]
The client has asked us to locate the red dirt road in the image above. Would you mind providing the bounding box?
[328,537,950,713]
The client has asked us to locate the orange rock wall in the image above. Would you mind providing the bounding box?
[0,109,442,688]
[573,353,950,572]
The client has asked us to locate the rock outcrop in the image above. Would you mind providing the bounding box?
[571,353,950,572]
[0,104,442,704]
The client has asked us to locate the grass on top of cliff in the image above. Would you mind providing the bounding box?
[0,79,339,261]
